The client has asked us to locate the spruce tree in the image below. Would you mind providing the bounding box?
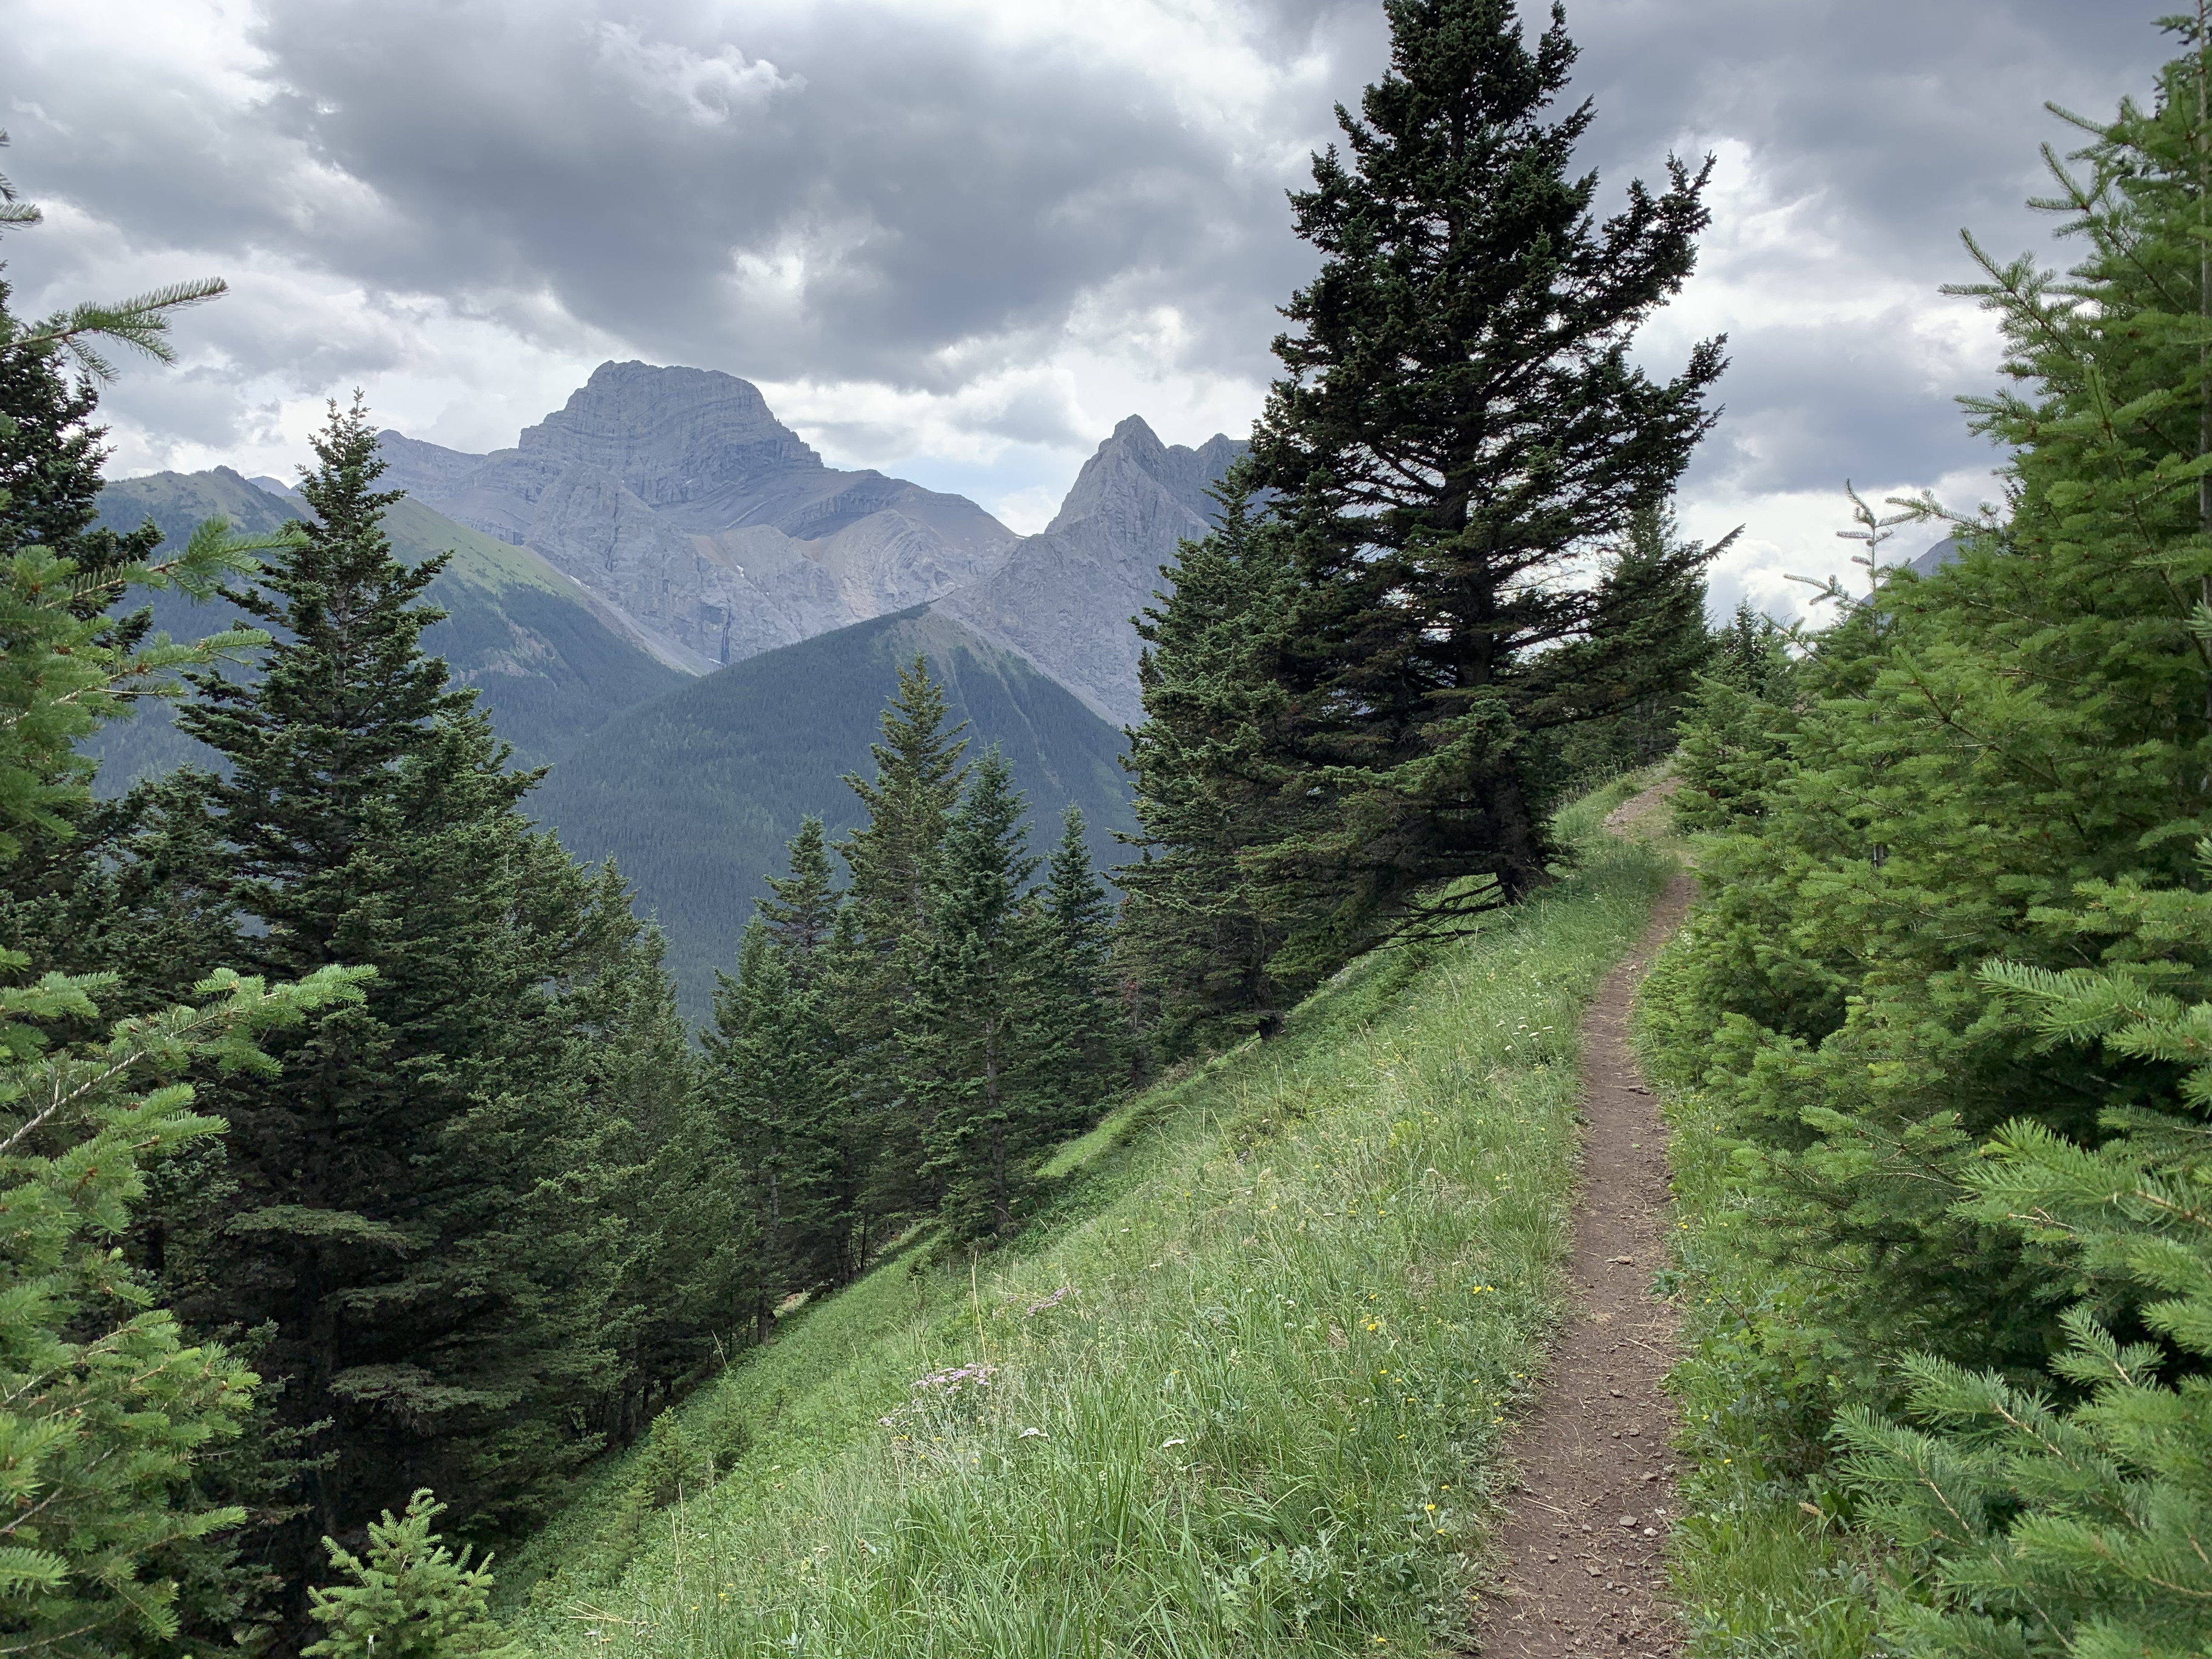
[302,1491,518,1659]
[1119,473,1311,1044]
[1031,808,1125,1130]
[0,160,382,1655]
[904,750,1047,1238]
[760,814,839,966]
[549,883,743,1449]
[0,168,414,1654]
[1639,11,2212,1558]
[138,399,625,1627]
[1542,506,1721,786]
[706,916,847,1341]
[839,658,968,935]
[0,964,365,1659]
[834,661,968,1227]
[1245,0,1722,954]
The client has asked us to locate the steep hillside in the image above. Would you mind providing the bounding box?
[529,606,1137,1013]
[377,362,1018,673]
[496,784,1673,1657]
[935,417,1243,727]
[86,469,687,786]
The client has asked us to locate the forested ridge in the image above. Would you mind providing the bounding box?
[18,1,2208,1655]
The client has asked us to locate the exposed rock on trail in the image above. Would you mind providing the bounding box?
[1479,838,1692,1656]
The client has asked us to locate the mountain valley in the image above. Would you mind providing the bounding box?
[90,365,1239,1004]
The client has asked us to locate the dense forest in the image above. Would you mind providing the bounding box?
[12,0,2207,1654]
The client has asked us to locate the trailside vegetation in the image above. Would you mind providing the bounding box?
[1641,16,2212,1654]
[1120,0,1725,1028]
[496,791,1676,1656]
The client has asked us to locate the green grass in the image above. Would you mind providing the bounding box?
[1632,837,1881,1659]
[500,805,1674,1659]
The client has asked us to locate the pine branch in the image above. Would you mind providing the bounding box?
[9,280,229,381]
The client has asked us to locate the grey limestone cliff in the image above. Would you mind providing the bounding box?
[932,416,1244,728]
[377,362,1019,674]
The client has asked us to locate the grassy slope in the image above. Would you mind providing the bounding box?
[1633,839,1879,1657]
[500,782,1671,1659]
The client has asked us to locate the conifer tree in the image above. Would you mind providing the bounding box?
[302,1491,518,1659]
[1119,475,1313,1043]
[0,963,365,1659]
[706,916,847,1341]
[904,750,1047,1238]
[835,661,968,1226]
[535,872,704,1449]
[840,658,968,936]
[0,157,374,1655]
[760,815,839,966]
[1543,506,1721,786]
[1031,808,1125,1128]
[137,399,627,1624]
[1244,0,1722,955]
[1641,9,2212,1545]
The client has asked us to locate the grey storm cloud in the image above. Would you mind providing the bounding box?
[0,0,2184,499]
[1558,0,2169,497]
[72,0,1352,396]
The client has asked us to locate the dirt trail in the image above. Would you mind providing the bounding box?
[1477,787,1692,1656]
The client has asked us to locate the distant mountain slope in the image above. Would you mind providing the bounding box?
[529,606,1137,1014]
[376,362,1019,674]
[86,469,687,788]
[934,417,1243,727]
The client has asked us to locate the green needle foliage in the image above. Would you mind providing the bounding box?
[707,916,846,1340]
[834,658,970,1227]
[1829,894,2212,1654]
[0,134,226,387]
[903,749,1049,1238]
[0,153,385,1657]
[120,399,645,1628]
[1033,805,1128,1121]
[1640,14,2212,1653]
[0,252,284,865]
[1233,0,1722,962]
[303,1491,520,1659]
[1119,473,1308,1045]
[0,963,367,1659]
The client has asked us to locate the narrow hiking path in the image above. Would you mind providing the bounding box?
[1479,788,1691,1657]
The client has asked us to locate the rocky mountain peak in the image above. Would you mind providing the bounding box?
[371,365,1016,675]
[516,362,823,509]
[1047,415,1239,540]
[933,417,1246,727]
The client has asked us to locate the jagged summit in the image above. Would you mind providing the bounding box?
[1046,415,1242,538]
[373,365,1244,715]
[935,416,1246,727]
[375,362,1018,673]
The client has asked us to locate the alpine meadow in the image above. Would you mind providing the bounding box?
[3,1,2200,1656]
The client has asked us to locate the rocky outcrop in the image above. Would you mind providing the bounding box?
[933,417,1244,728]
[377,362,1019,674]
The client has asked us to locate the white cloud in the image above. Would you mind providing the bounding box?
[592,21,798,127]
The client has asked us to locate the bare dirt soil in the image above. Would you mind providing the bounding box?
[1475,812,1692,1656]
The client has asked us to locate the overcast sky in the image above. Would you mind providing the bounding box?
[0,0,2176,614]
